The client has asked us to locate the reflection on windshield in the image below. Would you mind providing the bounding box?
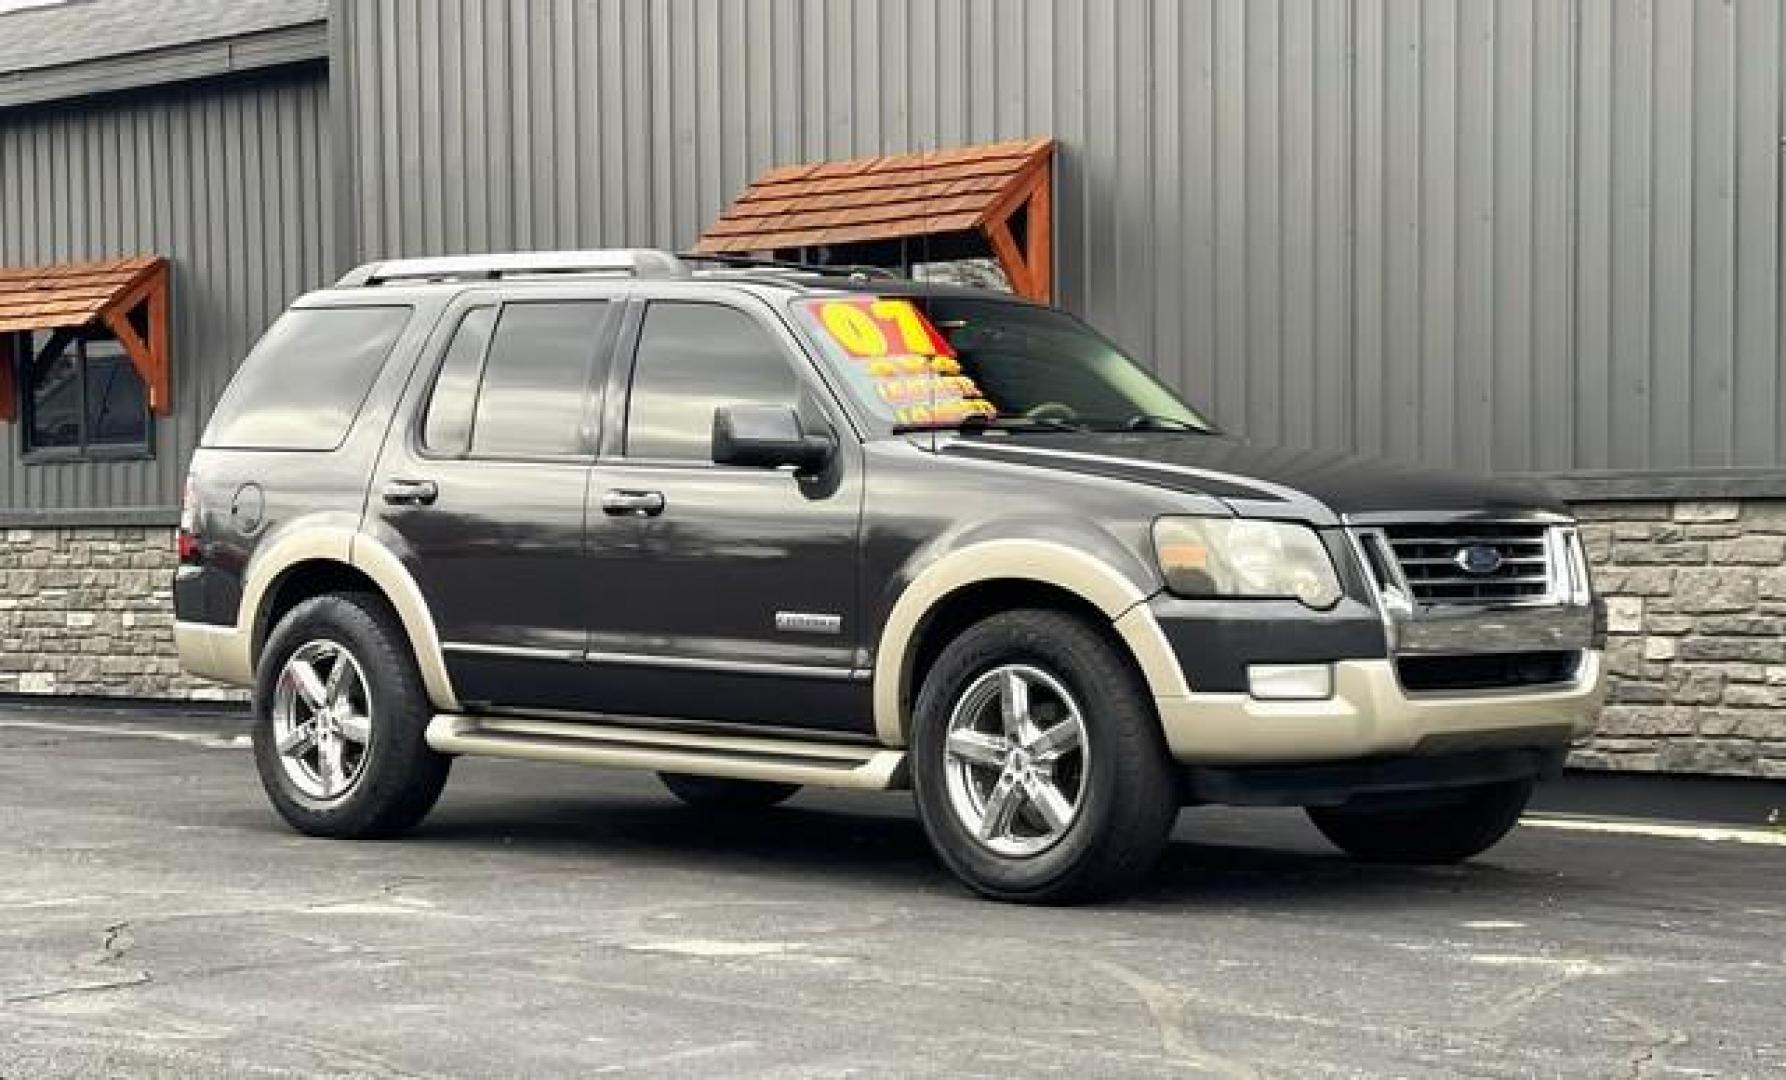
[798,296,1213,433]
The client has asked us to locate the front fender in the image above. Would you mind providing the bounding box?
[870,535,1188,746]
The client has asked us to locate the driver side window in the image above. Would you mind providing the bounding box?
[623,301,802,461]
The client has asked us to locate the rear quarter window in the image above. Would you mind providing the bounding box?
[203,306,412,451]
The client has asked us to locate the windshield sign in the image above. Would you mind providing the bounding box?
[794,295,1213,433]
[801,297,998,426]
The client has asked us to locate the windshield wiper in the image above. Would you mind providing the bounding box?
[891,413,1087,435]
[1094,414,1209,433]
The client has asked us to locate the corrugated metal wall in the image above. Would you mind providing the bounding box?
[0,65,331,516]
[339,0,1786,488]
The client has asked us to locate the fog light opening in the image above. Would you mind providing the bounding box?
[1247,663,1335,702]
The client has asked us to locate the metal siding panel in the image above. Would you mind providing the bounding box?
[0,67,329,514]
[318,0,1786,485]
[1732,0,1781,466]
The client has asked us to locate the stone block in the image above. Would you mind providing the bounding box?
[1605,596,1643,633]
[1710,536,1786,565]
[1697,710,1786,739]
[1643,613,1695,634]
[1677,636,1786,663]
[1642,637,1677,661]
[1721,682,1786,709]
[1696,614,1786,637]
[1657,739,1758,774]
[1667,666,1725,703]
[1612,542,1708,566]
[1674,500,1742,523]
[1597,705,1697,736]
[1736,501,1786,532]
[1672,568,1756,613]
[1608,679,1669,704]
[17,671,54,693]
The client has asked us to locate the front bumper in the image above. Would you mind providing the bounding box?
[1154,650,1604,764]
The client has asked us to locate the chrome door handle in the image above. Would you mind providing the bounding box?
[601,490,666,517]
[381,478,439,506]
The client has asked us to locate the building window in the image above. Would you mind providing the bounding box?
[19,328,151,459]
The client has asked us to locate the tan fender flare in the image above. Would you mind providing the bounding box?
[871,539,1190,746]
[226,526,461,711]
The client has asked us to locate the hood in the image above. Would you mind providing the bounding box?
[935,432,1568,523]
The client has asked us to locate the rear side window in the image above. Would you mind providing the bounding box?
[420,306,496,455]
[204,306,411,451]
[469,301,612,458]
[624,302,801,461]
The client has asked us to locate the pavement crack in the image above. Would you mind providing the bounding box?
[1083,956,1261,1079]
[4,971,154,1005]
[97,920,134,965]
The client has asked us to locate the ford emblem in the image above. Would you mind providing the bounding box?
[1453,543,1505,576]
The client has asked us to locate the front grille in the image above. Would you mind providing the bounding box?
[1380,522,1553,605]
[1397,651,1581,693]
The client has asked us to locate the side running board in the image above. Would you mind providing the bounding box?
[425,715,908,791]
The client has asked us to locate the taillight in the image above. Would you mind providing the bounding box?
[177,482,202,564]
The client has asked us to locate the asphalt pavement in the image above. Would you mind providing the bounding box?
[0,705,1781,1079]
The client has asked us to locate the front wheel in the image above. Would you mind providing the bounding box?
[910,609,1178,904]
[1306,778,1534,864]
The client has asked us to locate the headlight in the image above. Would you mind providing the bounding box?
[1152,517,1343,609]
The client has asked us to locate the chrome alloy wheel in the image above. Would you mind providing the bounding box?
[942,664,1090,857]
[272,639,373,802]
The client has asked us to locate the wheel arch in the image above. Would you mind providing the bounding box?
[872,540,1189,746]
[238,528,460,711]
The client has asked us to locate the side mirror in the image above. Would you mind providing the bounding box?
[712,403,834,474]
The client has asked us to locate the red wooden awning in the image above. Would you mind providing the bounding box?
[0,256,171,418]
[695,138,1055,301]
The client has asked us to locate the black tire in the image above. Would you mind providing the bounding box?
[1306,778,1534,864]
[910,609,1178,904]
[658,773,800,810]
[252,592,450,839]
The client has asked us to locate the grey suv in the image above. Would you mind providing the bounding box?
[175,249,1604,903]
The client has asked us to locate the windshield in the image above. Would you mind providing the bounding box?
[792,295,1213,433]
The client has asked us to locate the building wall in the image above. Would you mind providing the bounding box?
[0,525,242,701]
[1574,499,1786,778]
[336,0,1786,489]
[0,63,333,521]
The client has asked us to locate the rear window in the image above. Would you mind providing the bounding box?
[204,306,412,451]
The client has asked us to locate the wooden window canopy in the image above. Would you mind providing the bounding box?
[0,255,171,420]
[695,138,1055,302]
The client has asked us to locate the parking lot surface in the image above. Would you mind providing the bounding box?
[1,707,1781,1079]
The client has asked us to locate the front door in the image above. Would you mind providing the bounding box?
[365,288,623,711]
[580,296,869,733]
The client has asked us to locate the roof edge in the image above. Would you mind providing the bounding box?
[0,20,325,111]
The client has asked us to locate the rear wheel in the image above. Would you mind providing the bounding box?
[910,609,1177,904]
[658,773,800,810]
[252,592,450,839]
[1306,778,1533,864]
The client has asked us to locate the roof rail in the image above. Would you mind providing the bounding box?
[677,252,908,282]
[335,249,691,287]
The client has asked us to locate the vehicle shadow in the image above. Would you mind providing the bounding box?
[380,793,1597,910]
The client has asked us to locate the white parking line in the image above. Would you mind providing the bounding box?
[1521,814,1786,847]
[0,718,250,749]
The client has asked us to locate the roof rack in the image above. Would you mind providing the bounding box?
[335,249,693,287]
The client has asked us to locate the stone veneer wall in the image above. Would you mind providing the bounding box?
[0,526,243,702]
[5,515,1786,777]
[1572,499,1786,778]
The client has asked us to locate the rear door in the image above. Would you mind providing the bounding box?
[577,294,871,733]
[365,286,624,711]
